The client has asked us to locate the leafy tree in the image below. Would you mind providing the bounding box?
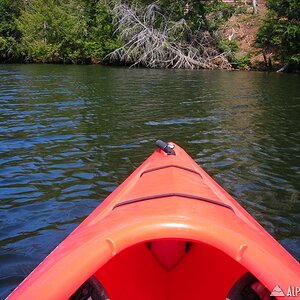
[125,0,210,32]
[159,0,206,31]
[0,0,23,62]
[133,0,235,32]
[82,0,122,63]
[17,0,120,63]
[17,0,88,63]
[257,0,300,67]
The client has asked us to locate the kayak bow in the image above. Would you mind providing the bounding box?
[7,141,300,300]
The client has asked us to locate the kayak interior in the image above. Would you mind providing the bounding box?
[72,238,267,300]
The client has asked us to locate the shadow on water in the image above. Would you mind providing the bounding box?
[0,65,299,298]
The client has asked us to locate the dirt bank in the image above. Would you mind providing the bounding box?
[220,0,277,70]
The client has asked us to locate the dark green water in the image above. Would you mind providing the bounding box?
[0,64,299,298]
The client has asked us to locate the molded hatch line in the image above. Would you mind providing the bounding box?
[140,165,203,178]
[113,193,235,212]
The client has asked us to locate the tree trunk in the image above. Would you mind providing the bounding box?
[252,0,257,14]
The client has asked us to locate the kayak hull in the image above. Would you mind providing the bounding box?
[7,143,300,300]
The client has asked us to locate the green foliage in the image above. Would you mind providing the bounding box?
[205,2,236,31]
[232,54,251,69]
[127,0,236,34]
[16,0,120,63]
[257,0,300,65]
[17,0,87,63]
[83,0,121,62]
[217,37,252,69]
[267,0,300,20]
[217,38,238,54]
[0,0,23,61]
[152,0,207,32]
[216,38,251,69]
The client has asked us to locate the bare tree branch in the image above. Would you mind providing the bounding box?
[105,2,231,69]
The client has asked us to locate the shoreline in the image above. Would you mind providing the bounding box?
[1,61,298,73]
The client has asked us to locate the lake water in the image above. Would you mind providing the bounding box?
[0,64,299,298]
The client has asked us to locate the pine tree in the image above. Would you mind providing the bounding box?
[257,0,300,68]
[0,0,23,62]
[17,0,87,63]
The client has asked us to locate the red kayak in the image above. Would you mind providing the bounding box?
[7,141,300,300]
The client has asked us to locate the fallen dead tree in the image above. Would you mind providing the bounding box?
[105,2,232,69]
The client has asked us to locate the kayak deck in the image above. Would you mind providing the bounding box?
[7,142,300,300]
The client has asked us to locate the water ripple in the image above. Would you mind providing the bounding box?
[145,116,218,126]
